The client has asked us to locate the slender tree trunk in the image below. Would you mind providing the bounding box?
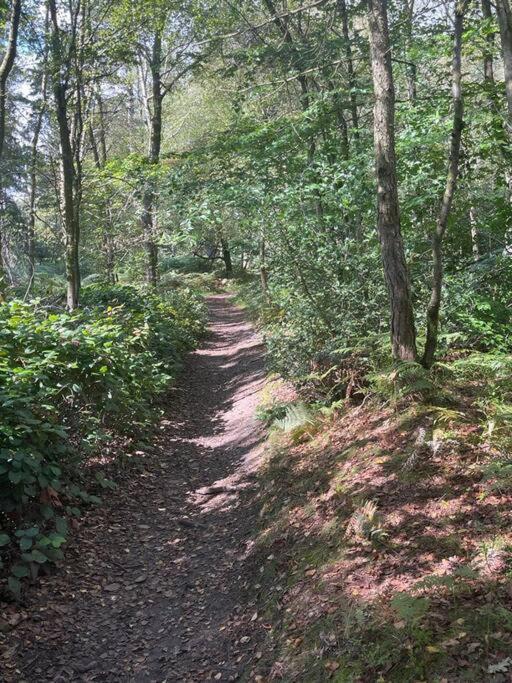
[0,0,21,162]
[328,79,350,159]
[49,0,80,310]
[0,0,21,286]
[495,0,512,203]
[399,0,417,101]
[262,0,310,109]
[338,0,360,137]
[96,92,107,165]
[422,0,466,368]
[221,238,233,278]
[367,0,417,361]
[482,0,495,83]
[141,32,163,286]
[28,72,48,290]
[260,237,269,302]
[497,0,512,131]
[469,206,480,262]
[87,84,118,284]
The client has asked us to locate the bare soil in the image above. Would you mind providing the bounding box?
[1,294,267,682]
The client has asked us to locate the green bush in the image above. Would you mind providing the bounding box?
[0,284,205,595]
[442,257,512,352]
[159,255,212,274]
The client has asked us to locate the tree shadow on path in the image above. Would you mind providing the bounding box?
[1,293,268,683]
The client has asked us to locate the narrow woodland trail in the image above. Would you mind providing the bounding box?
[2,294,267,682]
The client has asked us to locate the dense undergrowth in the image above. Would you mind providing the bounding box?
[0,283,206,598]
[231,257,512,400]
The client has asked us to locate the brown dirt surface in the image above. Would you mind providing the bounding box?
[0,294,267,682]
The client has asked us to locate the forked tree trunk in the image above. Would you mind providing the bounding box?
[367,0,417,361]
[422,0,466,368]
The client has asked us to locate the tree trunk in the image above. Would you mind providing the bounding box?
[367,0,417,361]
[328,79,350,159]
[399,0,417,101]
[49,0,80,310]
[338,0,360,137]
[0,0,21,162]
[422,0,466,368]
[0,0,21,286]
[260,237,269,302]
[482,0,495,83]
[96,92,108,165]
[221,238,233,278]
[28,73,48,291]
[469,206,480,262]
[496,0,512,132]
[88,89,117,283]
[141,31,163,286]
[263,0,310,109]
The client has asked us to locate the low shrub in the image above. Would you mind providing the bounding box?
[0,284,205,596]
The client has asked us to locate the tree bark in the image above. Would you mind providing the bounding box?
[141,31,163,286]
[262,0,310,109]
[88,95,116,284]
[367,0,417,361]
[482,0,495,83]
[0,0,21,286]
[469,206,480,262]
[496,0,512,131]
[260,237,270,302]
[49,0,80,310]
[399,0,417,101]
[0,0,21,162]
[422,0,466,368]
[221,238,233,278]
[28,71,48,290]
[337,0,359,137]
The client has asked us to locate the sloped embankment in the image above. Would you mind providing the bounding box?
[251,387,512,681]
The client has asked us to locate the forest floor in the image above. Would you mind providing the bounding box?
[250,385,512,681]
[3,294,512,683]
[1,294,268,682]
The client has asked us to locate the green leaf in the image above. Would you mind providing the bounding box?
[11,564,29,578]
[15,526,39,538]
[29,549,48,564]
[49,533,66,548]
[8,471,23,484]
[19,536,33,551]
[0,532,10,546]
[8,576,21,599]
[55,517,68,535]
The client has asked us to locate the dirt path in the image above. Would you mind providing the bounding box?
[2,294,267,682]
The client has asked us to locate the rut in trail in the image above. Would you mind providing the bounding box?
[3,294,267,682]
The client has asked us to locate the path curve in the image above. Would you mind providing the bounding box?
[2,294,266,682]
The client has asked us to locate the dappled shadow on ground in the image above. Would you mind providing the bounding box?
[249,401,512,681]
[0,294,268,682]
